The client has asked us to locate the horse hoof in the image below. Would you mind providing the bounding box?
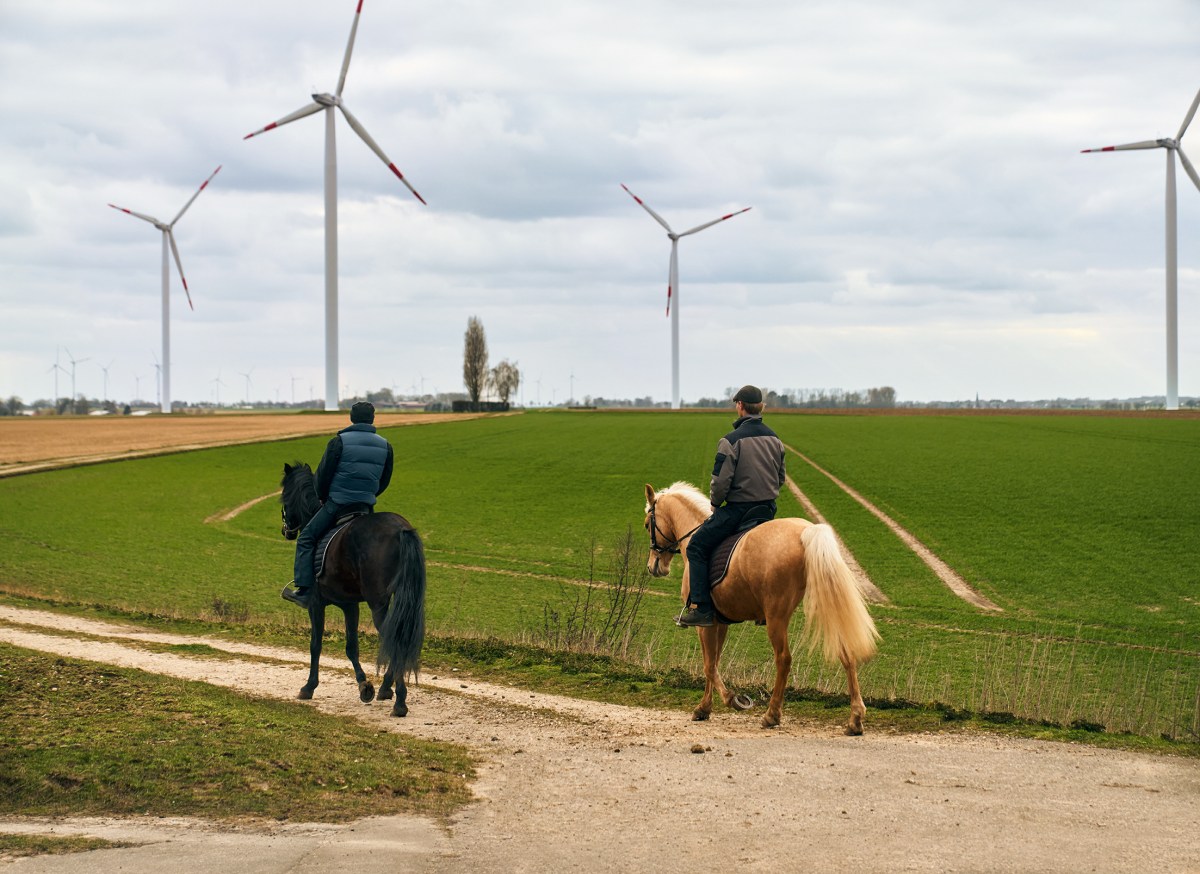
[378,687,394,701]
[691,709,710,722]
[297,688,314,701]
[760,715,779,729]
[359,682,376,703]
[392,703,408,718]
[845,720,864,736]
[731,693,754,711]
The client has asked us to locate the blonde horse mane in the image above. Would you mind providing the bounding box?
[651,481,710,516]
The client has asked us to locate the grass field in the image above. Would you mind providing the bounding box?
[0,409,1196,740]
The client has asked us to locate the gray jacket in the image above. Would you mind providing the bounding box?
[709,415,786,506]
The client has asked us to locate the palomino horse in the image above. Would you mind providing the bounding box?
[644,482,879,734]
[280,462,426,717]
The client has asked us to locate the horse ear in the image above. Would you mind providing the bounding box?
[283,463,293,474]
[644,483,656,506]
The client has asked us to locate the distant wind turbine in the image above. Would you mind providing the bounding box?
[47,348,67,402]
[238,368,254,405]
[1082,87,1200,411]
[109,165,221,414]
[63,347,89,405]
[621,184,751,409]
[244,0,425,413]
[97,359,115,402]
[212,370,227,407]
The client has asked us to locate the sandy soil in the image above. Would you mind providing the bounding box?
[1,605,1198,874]
[0,412,498,476]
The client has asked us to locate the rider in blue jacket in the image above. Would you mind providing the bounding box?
[283,402,394,606]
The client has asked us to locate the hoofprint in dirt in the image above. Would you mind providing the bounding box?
[1,606,1198,874]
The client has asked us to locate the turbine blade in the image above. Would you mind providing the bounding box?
[1178,146,1200,194]
[679,206,752,237]
[1080,140,1163,153]
[167,231,195,311]
[338,103,426,204]
[621,184,674,234]
[667,240,678,317]
[1177,88,1200,141]
[108,204,160,225]
[336,0,364,98]
[244,102,324,139]
[170,165,221,226]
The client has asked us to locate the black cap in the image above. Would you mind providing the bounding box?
[732,385,763,404]
[350,401,375,423]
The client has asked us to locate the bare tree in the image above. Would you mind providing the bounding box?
[490,360,520,406]
[462,316,489,410]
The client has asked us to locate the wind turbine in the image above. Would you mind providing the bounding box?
[47,348,67,403]
[238,368,254,405]
[211,370,227,408]
[97,360,115,402]
[621,184,751,409]
[63,347,89,406]
[244,0,425,413]
[109,165,221,414]
[1082,87,1200,411]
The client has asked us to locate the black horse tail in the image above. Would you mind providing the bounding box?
[376,528,427,682]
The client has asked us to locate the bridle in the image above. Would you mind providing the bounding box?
[646,500,702,556]
[281,506,300,540]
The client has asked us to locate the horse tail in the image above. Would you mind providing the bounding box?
[376,527,427,682]
[799,523,880,666]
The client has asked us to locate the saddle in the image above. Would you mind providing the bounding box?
[312,505,372,580]
[708,506,776,589]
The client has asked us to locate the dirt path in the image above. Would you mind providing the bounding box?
[2,606,1198,873]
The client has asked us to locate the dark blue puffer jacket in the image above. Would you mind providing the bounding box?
[316,423,394,506]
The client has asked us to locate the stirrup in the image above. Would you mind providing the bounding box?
[281,583,309,606]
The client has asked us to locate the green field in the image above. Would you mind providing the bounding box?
[1,410,1197,740]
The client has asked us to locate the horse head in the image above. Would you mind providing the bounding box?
[643,482,708,578]
[280,461,319,540]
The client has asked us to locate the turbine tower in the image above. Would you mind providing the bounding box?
[245,0,425,412]
[621,184,750,409]
[109,166,221,414]
[1083,87,1200,411]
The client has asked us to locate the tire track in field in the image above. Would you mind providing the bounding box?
[784,444,1001,612]
[784,475,890,605]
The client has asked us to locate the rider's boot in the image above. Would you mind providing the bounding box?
[281,580,310,607]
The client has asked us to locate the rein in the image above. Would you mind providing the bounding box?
[647,501,703,555]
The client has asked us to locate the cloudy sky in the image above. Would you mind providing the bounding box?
[3,0,1199,407]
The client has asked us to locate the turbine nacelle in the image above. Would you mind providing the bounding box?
[313,92,339,108]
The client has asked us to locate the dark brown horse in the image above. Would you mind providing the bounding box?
[280,462,426,716]
[644,482,880,734]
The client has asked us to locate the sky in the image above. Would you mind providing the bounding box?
[3,0,1200,408]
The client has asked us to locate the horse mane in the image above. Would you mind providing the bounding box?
[280,461,320,526]
[653,481,710,516]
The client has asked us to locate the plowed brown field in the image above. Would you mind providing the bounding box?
[0,411,497,477]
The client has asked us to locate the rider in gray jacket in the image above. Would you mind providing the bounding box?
[677,385,786,627]
[283,402,394,607]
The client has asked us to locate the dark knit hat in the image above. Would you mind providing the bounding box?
[349,401,376,423]
[732,385,763,404]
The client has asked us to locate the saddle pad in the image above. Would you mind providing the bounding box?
[313,518,356,580]
[708,527,755,588]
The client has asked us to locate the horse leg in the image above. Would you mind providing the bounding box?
[841,652,866,736]
[343,603,375,703]
[762,616,793,728]
[365,602,405,714]
[391,678,409,718]
[691,626,723,721]
[369,604,395,702]
[299,603,326,700]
